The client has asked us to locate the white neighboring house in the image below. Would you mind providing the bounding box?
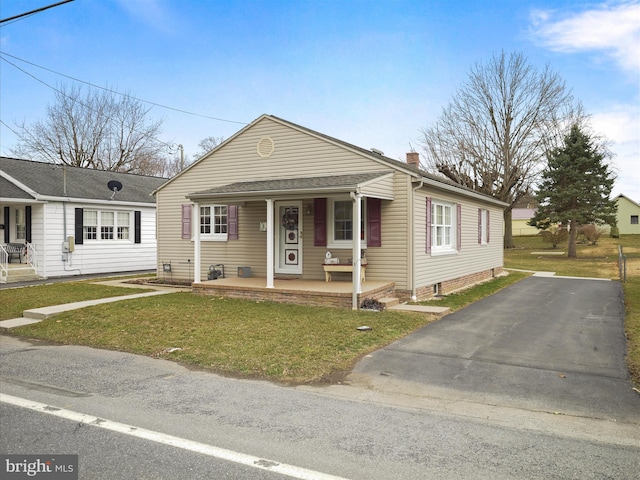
[0,157,167,282]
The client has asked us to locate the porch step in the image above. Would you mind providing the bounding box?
[4,265,41,283]
[378,297,400,308]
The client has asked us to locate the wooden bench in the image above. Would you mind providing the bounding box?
[322,262,367,282]
[5,243,25,263]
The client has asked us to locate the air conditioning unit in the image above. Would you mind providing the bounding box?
[237,266,252,278]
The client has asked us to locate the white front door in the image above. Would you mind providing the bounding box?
[275,202,302,274]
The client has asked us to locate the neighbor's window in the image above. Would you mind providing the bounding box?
[83,209,131,241]
[631,215,639,225]
[117,212,130,239]
[200,205,228,240]
[15,208,26,240]
[328,198,366,248]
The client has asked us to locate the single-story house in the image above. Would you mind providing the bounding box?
[154,115,507,309]
[0,156,167,282]
[614,194,640,235]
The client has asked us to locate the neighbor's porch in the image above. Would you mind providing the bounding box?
[192,276,396,309]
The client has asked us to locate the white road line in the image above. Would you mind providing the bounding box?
[1,393,349,480]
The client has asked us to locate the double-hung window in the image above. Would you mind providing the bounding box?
[15,208,26,240]
[432,202,452,249]
[82,209,131,241]
[328,198,366,248]
[200,205,228,241]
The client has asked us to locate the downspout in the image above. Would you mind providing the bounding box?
[410,180,423,302]
[193,202,201,283]
[350,192,362,310]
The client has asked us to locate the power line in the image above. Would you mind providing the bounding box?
[0,0,74,25]
[0,52,248,126]
[0,55,177,152]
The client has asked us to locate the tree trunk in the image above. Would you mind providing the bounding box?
[503,208,515,249]
[567,219,578,258]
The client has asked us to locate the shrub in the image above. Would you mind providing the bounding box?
[578,224,606,245]
[539,225,568,248]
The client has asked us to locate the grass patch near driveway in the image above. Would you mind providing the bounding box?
[11,294,438,384]
[414,270,530,311]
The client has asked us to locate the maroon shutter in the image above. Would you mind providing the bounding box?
[181,204,191,239]
[228,205,238,240]
[314,198,327,247]
[478,208,482,244]
[366,197,382,247]
[486,210,490,243]
[457,203,462,251]
[426,197,431,255]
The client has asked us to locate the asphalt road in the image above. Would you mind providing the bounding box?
[350,276,639,422]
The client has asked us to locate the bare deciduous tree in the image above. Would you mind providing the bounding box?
[419,51,583,248]
[193,135,224,159]
[11,84,168,175]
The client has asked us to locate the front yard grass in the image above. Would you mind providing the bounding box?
[9,294,439,384]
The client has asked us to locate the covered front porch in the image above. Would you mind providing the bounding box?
[192,276,397,309]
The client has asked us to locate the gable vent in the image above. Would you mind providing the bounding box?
[257,136,275,158]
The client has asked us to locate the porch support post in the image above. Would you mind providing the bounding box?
[266,198,275,288]
[352,193,363,310]
[193,202,201,283]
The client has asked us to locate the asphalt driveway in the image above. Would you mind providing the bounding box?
[350,276,640,422]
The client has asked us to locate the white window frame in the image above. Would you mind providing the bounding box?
[83,209,133,242]
[431,200,456,255]
[327,197,367,249]
[480,208,489,245]
[200,205,228,241]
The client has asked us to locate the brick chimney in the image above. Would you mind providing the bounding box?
[406,152,420,167]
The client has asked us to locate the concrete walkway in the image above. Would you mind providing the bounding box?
[0,278,189,330]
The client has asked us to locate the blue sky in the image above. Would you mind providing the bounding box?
[1,0,638,200]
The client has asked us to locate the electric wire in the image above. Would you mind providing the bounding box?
[0,52,248,126]
[0,54,178,153]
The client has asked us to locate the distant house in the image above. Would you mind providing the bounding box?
[0,157,166,282]
[615,194,640,235]
[154,115,507,308]
[511,194,539,236]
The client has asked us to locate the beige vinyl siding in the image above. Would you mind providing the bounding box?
[414,188,503,289]
[156,117,402,282]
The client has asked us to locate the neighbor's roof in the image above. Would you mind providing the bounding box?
[0,157,167,204]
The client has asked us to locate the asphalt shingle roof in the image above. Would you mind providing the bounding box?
[189,172,390,198]
[1,157,167,204]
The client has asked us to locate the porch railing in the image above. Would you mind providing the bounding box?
[26,242,38,274]
[0,245,7,283]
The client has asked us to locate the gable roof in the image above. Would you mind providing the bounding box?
[615,193,640,209]
[159,114,508,208]
[1,157,167,204]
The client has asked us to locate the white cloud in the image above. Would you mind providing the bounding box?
[530,1,640,73]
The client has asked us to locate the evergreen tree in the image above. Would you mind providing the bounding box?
[531,124,617,258]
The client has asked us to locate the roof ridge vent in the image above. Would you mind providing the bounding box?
[370,148,384,155]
